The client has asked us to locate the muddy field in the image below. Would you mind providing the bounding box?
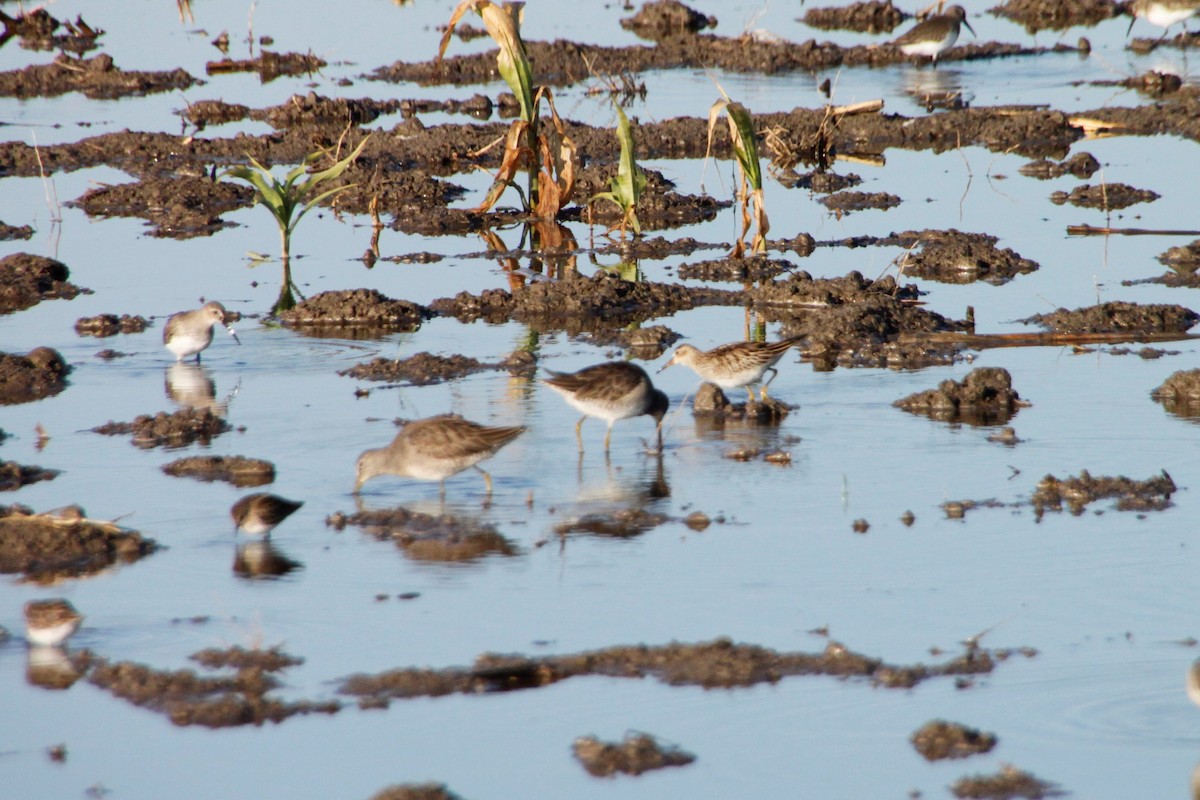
[3,0,1200,798]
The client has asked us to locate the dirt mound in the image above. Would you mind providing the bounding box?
[161,456,276,487]
[990,0,1121,32]
[803,1,908,32]
[895,367,1025,425]
[1018,151,1100,180]
[1032,470,1176,516]
[0,461,58,491]
[0,347,71,405]
[278,289,429,337]
[70,176,252,238]
[554,508,670,538]
[950,764,1064,799]
[1021,302,1198,334]
[1050,183,1159,210]
[692,383,793,424]
[327,508,517,562]
[897,230,1039,286]
[74,314,149,337]
[91,408,231,449]
[911,720,998,761]
[677,257,788,282]
[369,785,464,800]
[0,253,86,314]
[204,51,325,83]
[340,350,536,385]
[1152,370,1200,417]
[819,190,901,213]
[0,53,195,99]
[573,733,696,777]
[0,504,159,581]
[620,1,717,40]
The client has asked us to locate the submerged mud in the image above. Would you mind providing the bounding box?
[1031,470,1176,516]
[161,456,276,488]
[911,720,998,761]
[0,254,87,315]
[70,176,252,238]
[277,289,430,338]
[802,1,908,33]
[0,53,195,99]
[369,785,465,800]
[0,504,158,581]
[554,508,671,539]
[895,367,1026,425]
[327,508,518,562]
[1022,302,1199,334]
[950,764,1064,800]
[572,733,696,777]
[91,408,232,449]
[990,0,1122,32]
[340,350,536,385]
[74,314,149,337]
[1049,182,1160,210]
[895,230,1039,286]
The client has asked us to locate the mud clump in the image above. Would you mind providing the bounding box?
[340,350,536,385]
[620,1,717,40]
[369,785,465,800]
[70,176,252,239]
[803,0,908,32]
[555,509,670,539]
[991,0,1121,32]
[1032,470,1176,516]
[895,367,1025,425]
[692,383,793,424]
[0,347,71,405]
[911,720,998,761]
[74,314,149,337]
[1050,182,1159,210]
[1018,151,1100,180]
[87,645,339,728]
[257,92,402,129]
[677,256,788,283]
[1152,369,1200,417]
[278,289,430,338]
[819,190,901,213]
[1022,301,1198,334]
[0,504,159,581]
[950,763,1064,799]
[205,51,326,83]
[1157,239,1200,273]
[181,99,251,127]
[0,253,87,314]
[897,230,1039,286]
[328,508,517,562]
[0,53,195,99]
[0,461,59,491]
[0,221,34,240]
[573,733,696,777]
[161,455,276,487]
[91,408,231,449]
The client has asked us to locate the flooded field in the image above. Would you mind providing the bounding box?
[4,1,1200,797]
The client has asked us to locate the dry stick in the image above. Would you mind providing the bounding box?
[1067,224,1200,236]
[31,132,61,224]
[907,330,1200,349]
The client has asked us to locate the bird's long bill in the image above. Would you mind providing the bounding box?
[656,356,677,374]
[226,326,242,346]
[1125,13,1136,36]
[963,18,976,37]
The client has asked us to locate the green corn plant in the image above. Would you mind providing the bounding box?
[707,89,769,258]
[222,136,370,311]
[588,103,647,238]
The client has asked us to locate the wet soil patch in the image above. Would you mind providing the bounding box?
[784,169,863,193]
[1153,369,1200,419]
[0,461,58,491]
[573,732,696,777]
[692,384,793,424]
[802,1,909,33]
[339,638,1025,706]
[1021,301,1199,334]
[328,507,517,562]
[339,350,536,385]
[0,8,103,55]
[0,347,72,406]
[554,508,670,539]
[819,190,901,213]
[205,51,326,83]
[1018,151,1100,180]
[277,289,430,338]
[70,176,253,239]
[572,167,727,231]
[895,367,1026,425]
[86,645,340,728]
[1032,469,1176,516]
[429,271,740,332]
[581,323,682,361]
[950,764,1064,799]
[91,408,231,449]
[161,455,276,488]
[0,254,87,315]
[897,229,1039,285]
[990,0,1121,32]
[1139,239,1200,288]
[370,785,465,800]
[620,1,718,40]
[677,256,788,283]
[253,92,403,129]
[0,221,33,241]
[0,53,195,99]
[911,720,997,761]
[0,504,158,581]
[74,314,150,337]
[1050,182,1159,210]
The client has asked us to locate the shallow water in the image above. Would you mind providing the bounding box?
[4,1,1200,798]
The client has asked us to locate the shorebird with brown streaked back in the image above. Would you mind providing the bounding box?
[354,415,525,496]
[163,301,240,362]
[893,5,974,64]
[231,493,304,536]
[543,361,669,453]
[1126,0,1200,36]
[658,336,805,402]
[24,599,83,647]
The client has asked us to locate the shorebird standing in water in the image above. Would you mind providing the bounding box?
[543,361,669,453]
[893,5,975,64]
[658,337,805,403]
[163,301,240,362]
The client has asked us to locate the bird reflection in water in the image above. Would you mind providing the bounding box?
[26,646,85,691]
[901,66,970,112]
[554,451,670,542]
[165,363,239,414]
[232,539,303,580]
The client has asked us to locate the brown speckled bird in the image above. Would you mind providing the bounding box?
[543,361,669,453]
[231,493,304,536]
[658,337,804,401]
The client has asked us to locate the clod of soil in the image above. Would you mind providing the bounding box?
[819,190,901,213]
[1124,70,1184,97]
[1021,301,1199,334]
[1152,369,1200,417]
[91,408,231,449]
[1018,151,1100,180]
[1049,182,1160,210]
[692,383,793,424]
[783,170,863,193]
[327,508,517,562]
[803,1,908,32]
[86,645,339,728]
[897,230,1039,286]
[0,504,159,581]
[555,509,670,538]
[0,221,33,240]
[620,1,717,40]
[0,347,72,405]
[190,646,303,672]
[677,256,789,283]
[894,367,1025,425]
[205,51,326,83]
[0,253,87,314]
[369,785,465,800]
[255,92,403,129]
[0,8,102,55]
[70,176,253,239]
[572,167,727,232]
[990,0,1121,32]
[573,732,696,777]
[1032,470,1176,516]
[338,638,1024,708]
[1157,239,1200,273]
[950,763,1064,799]
[181,99,252,128]
[74,314,149,337]
[911,720,998,761]
[339,350,535,385]
[0,461,59,491]
[161,455,276,487]
[0,53,195,99]
[277,289,430,338]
